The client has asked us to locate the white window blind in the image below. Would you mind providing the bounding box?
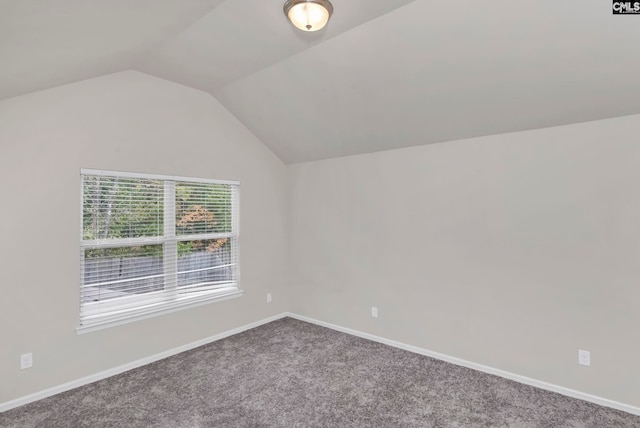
[79,169,240,332]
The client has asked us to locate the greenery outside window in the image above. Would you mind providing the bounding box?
[79,169,240,332]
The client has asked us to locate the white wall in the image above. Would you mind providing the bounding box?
[2,69,639,411]
[289,114,640,408]
[0,71,289,403]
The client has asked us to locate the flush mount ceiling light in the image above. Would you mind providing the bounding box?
[284,0,333,32]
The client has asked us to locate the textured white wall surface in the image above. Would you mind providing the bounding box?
[0,71,289,403]
[289,115,640,408]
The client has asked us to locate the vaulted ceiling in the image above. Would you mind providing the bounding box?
[2,0,640,163]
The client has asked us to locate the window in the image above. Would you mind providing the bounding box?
[79,169,240,332]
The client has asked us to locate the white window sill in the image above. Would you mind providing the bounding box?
[77,289,243,334]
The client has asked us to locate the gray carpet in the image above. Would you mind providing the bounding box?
[1,318,638,427]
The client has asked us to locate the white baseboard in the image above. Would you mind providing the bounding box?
[0,313,289,413]
[3,312,639,417]
[286,313,640,417]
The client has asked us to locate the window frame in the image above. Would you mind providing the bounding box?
[78,169,241,334]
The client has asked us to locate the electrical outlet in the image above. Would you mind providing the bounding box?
[20,353,33,370]
[266,293,272,303]
[371,306,378,318]
[578,349,591,367]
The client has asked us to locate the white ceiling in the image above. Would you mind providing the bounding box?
[0,0,224,100]
[2,0,640,163]
[135,0,416,92]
